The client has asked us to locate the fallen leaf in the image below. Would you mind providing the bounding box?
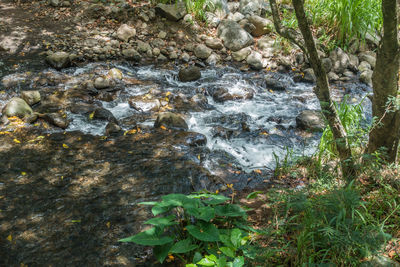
[21,172,27,176]
[6,234,12,242]
[106,222,111,228]
[13,139,21,144]
[160,125,167,130]
[62,144,69,149]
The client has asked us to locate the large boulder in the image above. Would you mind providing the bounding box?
[296,110,325,132]
[116,24,136,42]
[2,97,33,118]
[155,2,187,21]
[239,0,263,16]
[46,52,70,70]
[178,66,201,82]
[217,20,254,51]
[21,90,41,106]
[40,113,69,129]
[359,53,376,69]
[154,112,188,131]
[232,47,252,62]
[264,73,294,91]
[360,70,373,87]
[247,15,273,37]
[329,48,350,74]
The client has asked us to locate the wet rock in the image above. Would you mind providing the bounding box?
[205,38,224,50]
[183,132,207,146]
[107,68,123,80]
[206,53,221,66]
[92,108,118,123]
[296,110,325,132]
[105,122,122,136]
[212,125,234,139]
[40,113,69,129]
[117,24,136,42]
[190,94,210,110]
[232,47,251,62]
[122,48,141,61]
[46,52,70,70]
[69,103,96,115]
[2,97,33,118]
[178,66,201,82]
[360,70,373,87]
[264,73,294,91]
[154,112,188,131]
[327,72,339,82]
[217,20,254,51]
[212,88,234,102]
[247,15,273,37]
[246,51,263,70]
[21,91,41,106]
[194,44,212,60]
[155,2,187,21]
[94,77,110,89]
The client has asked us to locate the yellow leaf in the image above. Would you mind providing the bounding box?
[7,234,12,242]
[254,169,262,174]
[165,92,171,96]
[160,125,167,130]
[62,144,69,149]
[197,155,200,160]
[71,220,81,223]
[269,89,273,93]
[106,222,111,228]
[89,111,95,120]
[0,131,11,135]
[13,139,21,144]
[124,129,137,135]
[21,172,27,176]
[164,97,169,102]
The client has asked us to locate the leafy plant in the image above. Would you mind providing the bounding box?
[119,192,259,266]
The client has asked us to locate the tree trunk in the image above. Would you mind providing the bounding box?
[367,0,400,162]
[291,0,355,179]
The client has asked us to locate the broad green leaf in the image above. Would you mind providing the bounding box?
[144,215,178,227]
[186,264,197,267]
[193,252,203,263]
[197,257,215,266]
[186,206,215,221]
[215,204,246,217]
[187,222,220,242]
[220,247,235,258]
[170,239,198,253]
[152,200,179,216]
[206,254,218,262]
[118,228,173,246]
[230,229,242,248]
[162,194,201,209]
[246,191,263,199]
[232,256,244,267]
[154,242,173,263]
[219,234,234,247]
[201,194,230,205]
[216,256,227,267]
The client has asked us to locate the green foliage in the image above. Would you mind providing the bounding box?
[318,97,369,163]
[120,192,258,265]
[306,0,382,48]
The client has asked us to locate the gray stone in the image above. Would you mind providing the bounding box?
[246,51,263,70]
[217,20,253,51]
[137,41,151,53]
[155,2,187,21]
[105,122,122,136]
[296,110,325,132]
[227,12,244,22]
[154,112,188,131]
[264,73,294,91]
[41,113,69,129]
[205,38,224,50]
[21,91,41,106]
[94,77,110,89]
[46,51,70,70]
[178,66,201,82]
[360,70,373,87]
[358,61,372,73]
[232,47,251,62]
[247,15,273,37]
[2,97,33,118]
[239,0,263,16]
[206,53,221,66]
[152,48,161,56]
[117,24,136,42]
[194,44,212,59]
[303,68,316,83]
[329,48,350,74]
[204,12,221,28]
[359,53,376,69]
[50,0,59,7]
[327,72,340,82]
[360,255,400,267]
[122,48,141,61]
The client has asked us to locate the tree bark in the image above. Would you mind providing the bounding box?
[291,0,355,179]
[269,0,356,179]
[367,0,400,162]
